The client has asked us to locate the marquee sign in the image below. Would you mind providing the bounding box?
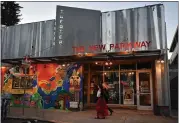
[54,4,165,56]
[72,41,151,53]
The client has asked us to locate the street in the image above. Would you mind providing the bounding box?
[6,107,177,123]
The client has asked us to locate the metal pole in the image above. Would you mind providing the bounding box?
[23,89,25,115]
[22,68,27,116]
[164,22,171,116]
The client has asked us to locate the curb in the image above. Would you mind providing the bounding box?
[7,116,57,123]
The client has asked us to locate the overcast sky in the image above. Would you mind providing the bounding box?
[17,2,178,58]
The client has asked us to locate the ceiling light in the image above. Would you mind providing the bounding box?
[161,60,164,63]
[105,62,108,65]
[157,60,160,63]
[109,62,112,65]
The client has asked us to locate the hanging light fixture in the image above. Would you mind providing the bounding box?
[109,62,112,65]
[105,61,113,66]
[157,59,165,63]
[95,62,98,65]
[105,62,109,66]
[161,60,164,63]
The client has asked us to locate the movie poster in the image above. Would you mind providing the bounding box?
[123,87,134,105]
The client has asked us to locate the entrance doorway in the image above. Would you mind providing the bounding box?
[136,70,153,110]
[90,72,103,103]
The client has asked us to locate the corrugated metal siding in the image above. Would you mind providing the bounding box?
[102,12,116,52]
[102,4,166,52]
[1,20,55,59]
[1,4,166,59]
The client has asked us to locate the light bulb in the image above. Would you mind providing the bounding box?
[161,60,164,63]
[109,62,112,65]
[157,60,160,63]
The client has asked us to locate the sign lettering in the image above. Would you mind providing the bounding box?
[72,41,151,53]
[59,9,64,45]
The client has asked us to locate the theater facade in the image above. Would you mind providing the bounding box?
[1,4,170,113]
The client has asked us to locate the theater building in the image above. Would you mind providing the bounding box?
[1,4,170,113]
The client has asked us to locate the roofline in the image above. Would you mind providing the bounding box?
[102,3,163,13]
[2,19,55,28]
[169,26,178,52]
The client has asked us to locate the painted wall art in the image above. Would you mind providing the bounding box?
[2,62,83,110]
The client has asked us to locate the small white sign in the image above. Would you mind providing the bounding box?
[123,87,134,105]
[70,101,78,108]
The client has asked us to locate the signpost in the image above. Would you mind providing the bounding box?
[21,56,32,115]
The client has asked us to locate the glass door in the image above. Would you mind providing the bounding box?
[136,70,153,110]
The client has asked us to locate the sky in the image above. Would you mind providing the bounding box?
[17,2,178,58]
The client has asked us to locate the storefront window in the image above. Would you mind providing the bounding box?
[120,72,136,105]
[120,64,136,71]
[137,62,151,70]
[104,72,119,104]
[104,64,119,71]
[83,64,89,71]
[91,64,103,71]
[90,72,103,103]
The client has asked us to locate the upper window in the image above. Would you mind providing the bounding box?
[137,62,151,70]
[120,64,136,71]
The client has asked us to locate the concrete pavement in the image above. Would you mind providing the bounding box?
[8,107,177,123]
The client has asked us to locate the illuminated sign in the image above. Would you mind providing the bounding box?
[72,41,151,53]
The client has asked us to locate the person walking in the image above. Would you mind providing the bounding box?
[103,82,114,116]
[1,91,11,120]
[95,83,108,119]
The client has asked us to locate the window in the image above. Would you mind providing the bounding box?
[84,64,89,71]
[91,64,103,71]
[104,72,119,104]
[104,65,119,71]
[90,72,103,103]
[120,64,136,71]
[137,62,151,70]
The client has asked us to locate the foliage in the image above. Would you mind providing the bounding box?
[1,1,23,26]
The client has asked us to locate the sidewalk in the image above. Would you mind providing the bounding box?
[8,107,177,123]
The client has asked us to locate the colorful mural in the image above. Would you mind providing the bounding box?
[2,62,83,110]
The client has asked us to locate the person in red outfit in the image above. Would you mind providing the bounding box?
[95,84,108,119]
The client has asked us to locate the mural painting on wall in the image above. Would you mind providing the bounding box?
[2,63,83,110]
